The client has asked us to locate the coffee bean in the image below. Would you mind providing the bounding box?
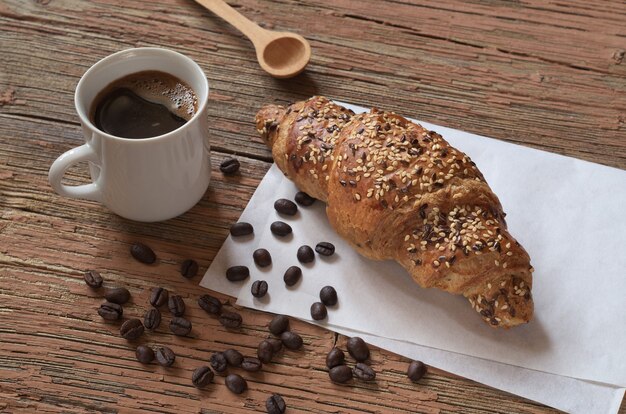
[225,374,247,394]
[83,270,103,288]
[149,287,169,307]
[280,331,303,350]
[170,317,192,336]
[226,266,249,282]
[257,340,274,363]
[230,222,253,236]
[223,349,243,367]
[97,302,123,321]
[168,295,185,316]
[315,242,335,256]
[407,360,427,382]
[104,287,131,305]
[130,242,156,264]
[270,221,292,237]
[192,366,214,388]
[251,280,268,298]
[319,286,338,306]
[283,266,302,286]
[310,302,327,320]
[198,294,222,315]
[220,158,240,174]
[326,347,345,368]
[268,315,290,335]
[143,308,161,330]
[241,357,262,372]
[274,198,298,216]
[135,345,154,364]
[180,259,198,278]
[346,337,370,362]
[329,365,353,383]
[297,245,314,263]
[253,249,272,267]
[219,311,242,328]
[210,352,228,373]
[266,393,287,414]
[155,346,176,367]
[294,191,316,206]
[120,318,144,340]
[353,362,376,381]
[265,338,283,353]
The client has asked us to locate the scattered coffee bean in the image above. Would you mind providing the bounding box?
[83,270,103,288]
[241,357,262,372]
[180,259,198,278]
[329,365,353,383]
[270,221,292,237]
[280,331,303,350]
[315,242,335,257]
[223,349,243,367]
[230,222,254,236]
[130,242,156,264]
[266,338,283,353]
[268,315,290,336]
[310,302,327,320]
[319,286,338,306]
[143,308,161,330]
[251,280,269,298]
[120,318,144,340]
[155,346,176,367]
[347,337,370,362]
[198,294,222,315]
[253,249,272,267]
[226,265,249,282]
[170,317,192,336]
[353,362,376,381]
[266,393,287,414]
[192,366,214,388]
[297,245,315,263]
[219,311,242,328]
[135,345,154,364]
[168,295,186,316]
[294,191,316,206]
[257,340,274,363]
[283,266,302,286]
[97,302,123,321]
[326,347,345,369]
[220,158,240,174]
[104,287,131,305]
[225,374,247,394]
[210,352,228,373]
[149,287,169,307]
[274,198,298,216]
[407,360,427,382]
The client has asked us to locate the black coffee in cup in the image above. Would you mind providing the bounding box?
[90,71,197,139]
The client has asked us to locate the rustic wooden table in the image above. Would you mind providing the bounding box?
[1,0,625,413]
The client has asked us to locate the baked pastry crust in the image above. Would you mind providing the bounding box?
[256,96,534,328]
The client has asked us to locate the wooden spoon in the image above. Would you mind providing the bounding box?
[194,0,311,78]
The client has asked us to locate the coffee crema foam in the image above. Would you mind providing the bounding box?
[119,70,198,120]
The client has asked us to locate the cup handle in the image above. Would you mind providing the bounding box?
[48,142,103,202]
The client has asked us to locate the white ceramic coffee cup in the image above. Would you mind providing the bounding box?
[48,48,211,222]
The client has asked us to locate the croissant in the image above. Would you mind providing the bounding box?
[255,96,534,328]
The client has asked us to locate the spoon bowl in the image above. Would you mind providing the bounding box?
[258,33,311,78]
[195,0,311,78]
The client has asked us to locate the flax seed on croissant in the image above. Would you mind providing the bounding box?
[256,96,534,328]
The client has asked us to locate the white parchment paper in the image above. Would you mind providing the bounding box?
[201,102,626,412]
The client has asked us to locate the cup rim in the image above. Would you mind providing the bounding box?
[75,47,209,143]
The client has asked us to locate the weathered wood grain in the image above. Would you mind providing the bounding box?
[1,0,625,413]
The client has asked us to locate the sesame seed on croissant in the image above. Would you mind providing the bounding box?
[256,96,534,328]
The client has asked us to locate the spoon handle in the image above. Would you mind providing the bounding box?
[194,0,266,41]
